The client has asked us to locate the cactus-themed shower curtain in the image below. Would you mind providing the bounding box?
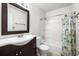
[61,14,76,56]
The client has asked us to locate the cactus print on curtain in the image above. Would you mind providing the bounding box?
[61,15,76,56]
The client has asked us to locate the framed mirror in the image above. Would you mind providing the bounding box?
[1,3,29,35]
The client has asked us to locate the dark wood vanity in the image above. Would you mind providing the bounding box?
[0,37,37,56]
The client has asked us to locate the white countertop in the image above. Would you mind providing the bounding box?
[0,35,36,47]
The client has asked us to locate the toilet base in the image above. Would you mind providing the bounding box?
[37,44,49,56]
[37,48,48,56]
[40,51,48,56]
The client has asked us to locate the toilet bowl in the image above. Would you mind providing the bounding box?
[36,37,49,56]
[38,44,49,56]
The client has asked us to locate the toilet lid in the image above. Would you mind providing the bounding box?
[39,44,49,50]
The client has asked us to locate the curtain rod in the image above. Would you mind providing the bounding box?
[40,11,79,20]
[40,14,64,20]
[44,14,64,19]
[45,11,79,19]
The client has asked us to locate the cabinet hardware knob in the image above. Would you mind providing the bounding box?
[16,53,18,56]
[19,51,22,54]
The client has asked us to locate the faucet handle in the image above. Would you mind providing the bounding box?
[18,34,23,38]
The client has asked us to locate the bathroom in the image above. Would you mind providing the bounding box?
[0,3,79,56]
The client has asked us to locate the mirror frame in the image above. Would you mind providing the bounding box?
[1,3,29,35]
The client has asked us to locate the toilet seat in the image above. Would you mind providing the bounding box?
[39,44,49,51]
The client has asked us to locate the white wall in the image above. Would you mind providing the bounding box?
[0,3,45,40]
[29,4,45,38]
[45,5,73,55]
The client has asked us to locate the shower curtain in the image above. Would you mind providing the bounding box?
[61,14,76,56]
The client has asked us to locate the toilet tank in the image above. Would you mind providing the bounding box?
[36,37,41,47]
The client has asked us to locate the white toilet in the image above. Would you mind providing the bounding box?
[38,44,49,56]
[37,37,49,56]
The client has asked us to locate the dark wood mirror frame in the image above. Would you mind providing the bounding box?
[1,3,29,35]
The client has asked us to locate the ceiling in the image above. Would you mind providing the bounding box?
[33,3,72,13]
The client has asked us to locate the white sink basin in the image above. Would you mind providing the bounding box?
[13,35,35,46]
[0,35,36,47]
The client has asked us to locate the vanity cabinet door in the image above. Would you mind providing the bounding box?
[20,44,36,56]
[0,45,18,56]
[19,37,37,56]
